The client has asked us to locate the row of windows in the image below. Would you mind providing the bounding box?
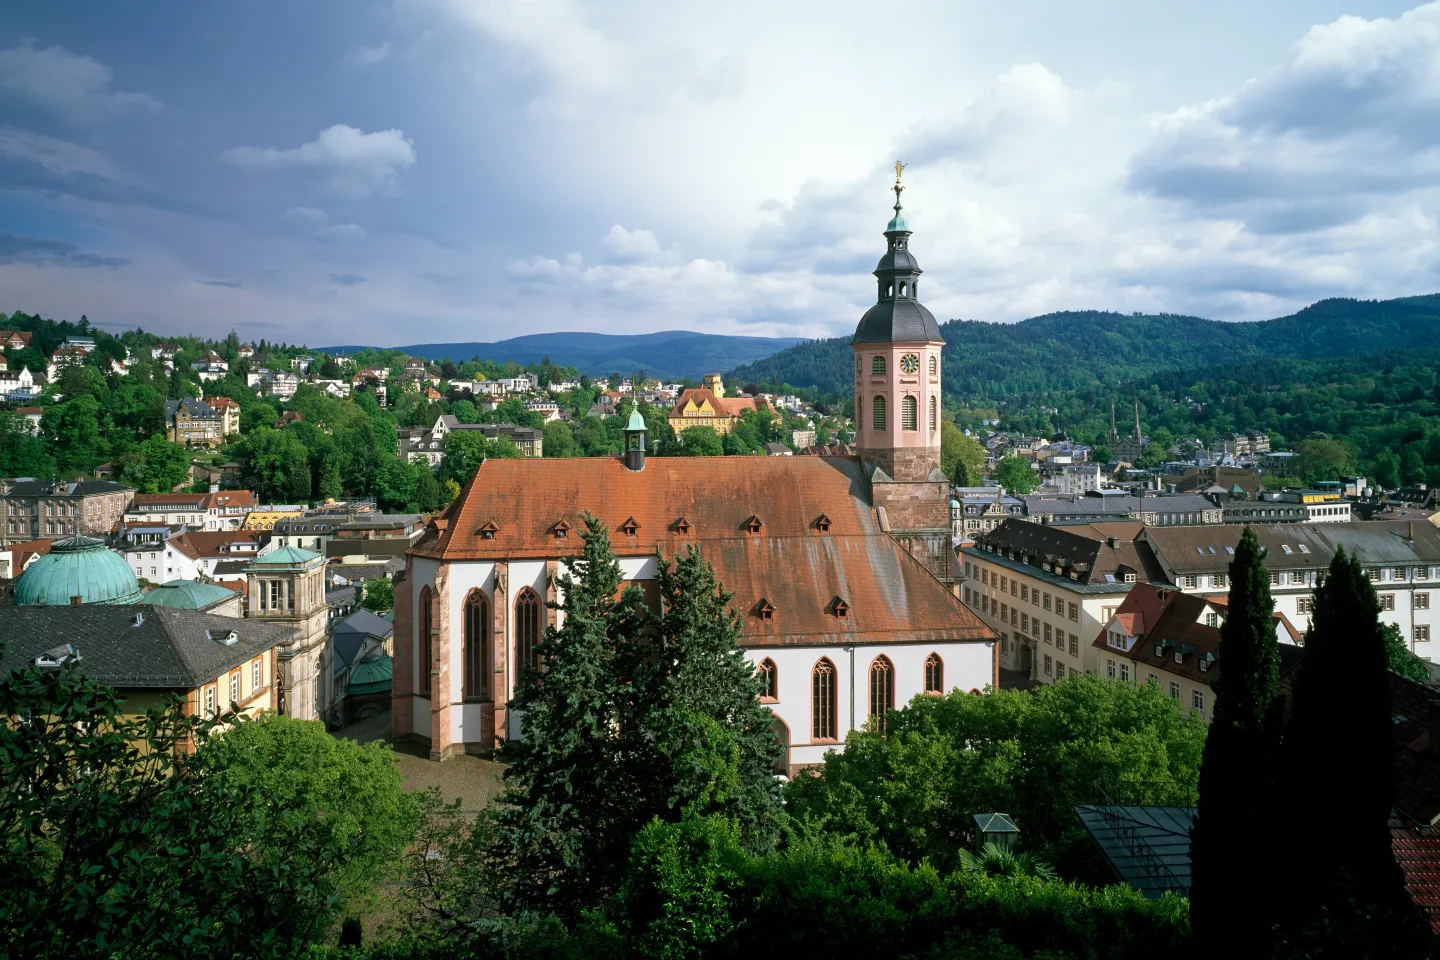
[798,653,945,741]
[857,354,939,377]
[1102,660,1207,712]
[201,656,267,717]
[967,568,1081,622]
[974,592,1084,657]
[417,586,544,700]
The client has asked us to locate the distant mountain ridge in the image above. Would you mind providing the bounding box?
[726,294,1440,399]
[317,329,806,380]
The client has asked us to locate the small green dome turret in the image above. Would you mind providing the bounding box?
[14,534,143,606]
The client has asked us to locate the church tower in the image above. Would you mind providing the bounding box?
[852,166,953,580]
[853,164,946,483]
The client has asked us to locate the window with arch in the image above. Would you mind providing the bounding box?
[872,395,887,431]
[757,658,778,701]
[515,588,542,677]
[812,658,837,741]
[898,281,907,297]
[855,356,861,376]
[929,396,937,433]
[869,656,894,729]
[871,356,886,376]
[418,586,432,696]
[901,395,918,431]
[462,589,490,701]
[929,355,937,376]
[924,652,944,693]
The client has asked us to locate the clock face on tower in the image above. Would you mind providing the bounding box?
[899,353,920,375]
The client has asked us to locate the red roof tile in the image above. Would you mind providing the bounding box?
[1392,816,1440,932]
[415,455,991,648]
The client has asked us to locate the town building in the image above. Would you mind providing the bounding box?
[667,374,772,436]
[393,173,994,770]
[954,493,1026,536]
[398,416,544,467]
[1221,489,1352,524]
[523,397,562,422]
[1173,466,1262,499]
[1021,491,1223,526]
[327,514,424,564]
[0,479,134,545]
[0,330,33,349]
[1221,430,1272,458]
[1092,582,1303,721]
[959,519,1157,683]
[241,505,305,531]
[138,579,245,617]
[244,547,331,721]
[0,606,284,726]
[165,397,239,448]
[124,490,257,531]
[1141,521,1440,652]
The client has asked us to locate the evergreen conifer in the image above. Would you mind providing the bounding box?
[1190,526,1283,952]
[490,513,648,919]
[1281,548,1415,931]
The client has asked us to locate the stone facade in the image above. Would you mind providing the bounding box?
[0,479,134,545]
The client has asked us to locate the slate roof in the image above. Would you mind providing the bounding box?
[1022,492,1218,521]
[968,519,1161,588]
[852,299,943,344]
[332,609,395,678]
[1144,520,1440,578]
[414,456,993,649]
[0,606,285,689]
[3,479,132,498]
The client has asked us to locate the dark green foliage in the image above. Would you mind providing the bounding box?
[678,426,723,456]
[991,455,1038,493]
[359,576,395,614]
[1281,549,1417,931]
[118,434,191,493]
[0,655,361,957]
[785,676,1205,875]
[1382,622,1433,683]
[489,514,649,919]
[1190,526,1284,953]
[0,411,56,478]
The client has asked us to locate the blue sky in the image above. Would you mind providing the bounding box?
[0,1,1435,344]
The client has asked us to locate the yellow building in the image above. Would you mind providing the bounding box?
[244,507,305,531]
[667,374,770,436]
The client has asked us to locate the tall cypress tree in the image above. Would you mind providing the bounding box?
[490,513,647,919]
[1282,548,1414,930]
[1190,526,1284,952]
[636,548,785,850]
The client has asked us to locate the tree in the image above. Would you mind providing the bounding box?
[1280,549,1416,935]
[0,656,365,958]
[197,714,419,909]
[1294,438,1355,483]
[119,435,191,494]
[679,426,724,457]
[543,420,581,458]
[244,401,280,432]
[0,412,56,478]
[42,396,106,475]
[957,842,1057,881]
[490,514,649,919]
[1400,445,1426,487]
[239,428,312,502]
[991,455,1038,494]
[1190,526,1284,954]
[439,431,487,487]
[1372,448,1402,490]
[449,399,478,424]
[640,548,785,850]
[941,421,985,486]
[785,675,1205,874]
[1383,622,1431,683]
[358,577,394,614]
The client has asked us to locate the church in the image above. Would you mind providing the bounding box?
[393,171,996,773]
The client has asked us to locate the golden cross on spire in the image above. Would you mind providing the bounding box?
[893,161,906,204]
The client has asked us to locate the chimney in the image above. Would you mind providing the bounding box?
[1107,536,1118,549]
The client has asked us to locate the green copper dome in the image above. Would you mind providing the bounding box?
[626,408,646,432]
[346,653,393,696]
[14,534,143,606]
[140,579,239,610]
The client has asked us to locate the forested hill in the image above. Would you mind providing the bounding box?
[727,294,1440,400]
[320,330,805,380]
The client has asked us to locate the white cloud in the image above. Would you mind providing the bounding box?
[0,39,162,122]
[0,125,120,178]
[342,42,392,67]
[315,222,367,242]
[221,125,416,197]
[598,225,678,264]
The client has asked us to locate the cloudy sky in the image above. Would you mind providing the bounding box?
[0,1,1436,345]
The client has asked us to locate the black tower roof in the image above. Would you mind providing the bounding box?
[852,175,944,345]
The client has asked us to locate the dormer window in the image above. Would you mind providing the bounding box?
[814,514,832,533]
[756,598,775,620]
[619,517,640,536]
[673,517,692,535]
[744,515,764,534]
[551,519,571,540]
[479,520,500,540]
[831,597,850,618]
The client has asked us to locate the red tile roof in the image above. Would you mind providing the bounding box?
[668,388,770,420]
[1392,816,1440,932]
[414,455,992,648]
[184,530,261,558]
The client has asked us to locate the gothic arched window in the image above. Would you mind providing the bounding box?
[871,356,886,376]
[757,658,778,701]
[515,588,542,677]
[418,586,432,696]
[869,656,894,729]
[812,658,837,741]
[929,396,937,433]
[463,589,490,701]
[901,395,918,431]
[924,652,944,693]
[872,395,887,431]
